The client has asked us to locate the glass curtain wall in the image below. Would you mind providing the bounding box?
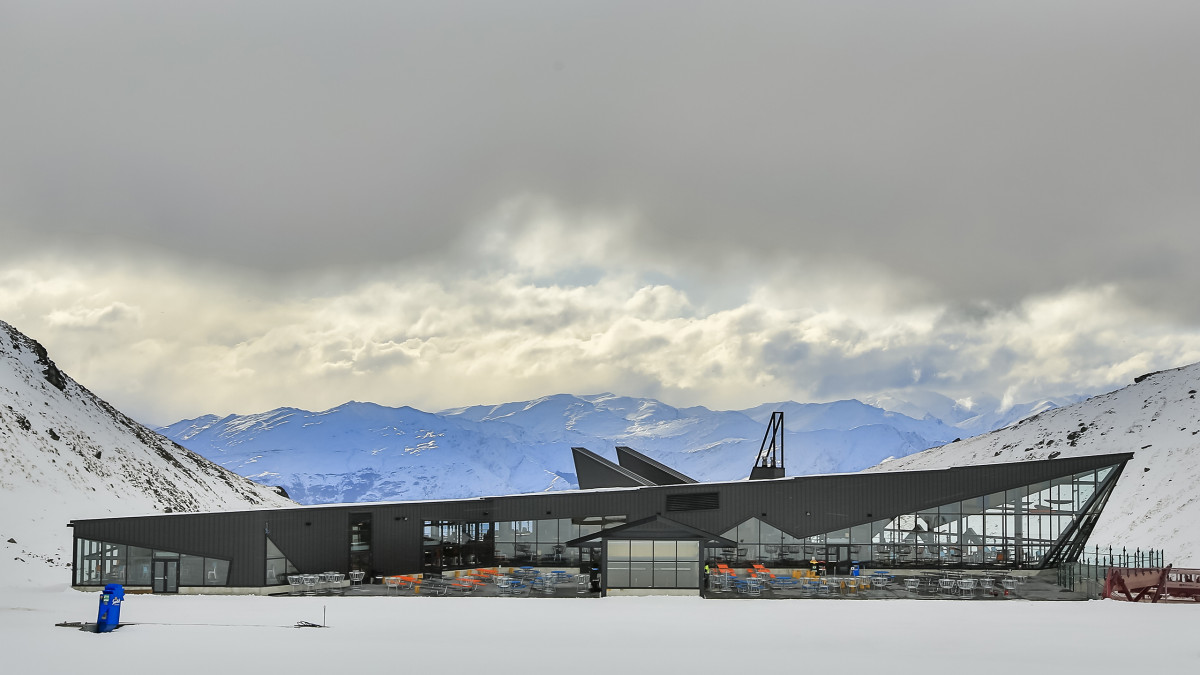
[714,465,1118,570]
[606,539,701,589]
[424,515,626,572]
[74,538,230,587]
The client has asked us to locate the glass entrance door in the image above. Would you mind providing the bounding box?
[152,560,178,593]
[827,546,851,575]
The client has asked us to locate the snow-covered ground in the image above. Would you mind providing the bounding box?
[3,568,1196,674]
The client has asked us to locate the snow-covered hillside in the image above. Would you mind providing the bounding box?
[0,320,294,583]
[869,364,1200,565]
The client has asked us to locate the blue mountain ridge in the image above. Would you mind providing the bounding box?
[158,393,1053,505]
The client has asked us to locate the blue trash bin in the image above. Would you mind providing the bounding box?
[96,584,124,633]
[851,563,860,577]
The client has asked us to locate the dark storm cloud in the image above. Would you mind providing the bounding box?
[3,1,1199,315]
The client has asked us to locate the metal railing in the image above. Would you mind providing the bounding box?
[1057,546,1165,597]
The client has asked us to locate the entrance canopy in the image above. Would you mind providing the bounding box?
[566,514,736,549]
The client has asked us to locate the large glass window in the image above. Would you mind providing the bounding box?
[710,464,1120,571]
[423,514,626,572]
[179,554,205,586]
[606,539,702,589]
[265,536,297,585]
[73,538,231,588]
[718,517,805,566]
[815,464,1122,570]
[350,512,372,576]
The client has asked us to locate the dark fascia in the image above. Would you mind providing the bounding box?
[565,514,737,548]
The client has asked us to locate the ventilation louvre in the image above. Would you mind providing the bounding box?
[666,492,719,511]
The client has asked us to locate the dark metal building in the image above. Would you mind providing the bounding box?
[70,449,1130,595]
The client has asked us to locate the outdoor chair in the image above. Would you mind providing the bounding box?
[904,578,920,593]
[349,570,366,587]
[1002,577,1018,593]
[288,575,303,595]
[384,576,402,595]
[978,577,995,594]
[737,577,762,597]
[957,578,977,597]
[938,578,956,596]
[302,574,318,595]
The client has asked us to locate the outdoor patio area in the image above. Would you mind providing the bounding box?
[268,565,1084,600]
[704,565,1082,600]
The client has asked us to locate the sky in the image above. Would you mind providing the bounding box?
[3,1,1200,426]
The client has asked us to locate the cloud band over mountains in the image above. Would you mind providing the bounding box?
[3,2,1200,423]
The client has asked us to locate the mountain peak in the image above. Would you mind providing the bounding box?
[0,319,295,575]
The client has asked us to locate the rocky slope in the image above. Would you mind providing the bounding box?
[0,320,294,584]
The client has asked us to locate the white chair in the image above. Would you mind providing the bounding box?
[957,578,977,597]
[938,578,956,596]
[904,578,920,593]
[287,575,303,595]
[349,570,366,589]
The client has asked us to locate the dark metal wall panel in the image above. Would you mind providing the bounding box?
[70,452,1132,582]
[572,447,655,489]
[615,446,697,484]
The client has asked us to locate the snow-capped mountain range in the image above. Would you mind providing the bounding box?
[159,390,1068,506]
[870,363,1200,564]
[0,320,294,583]
[3,313,1197,574]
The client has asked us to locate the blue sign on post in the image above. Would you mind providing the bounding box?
[96,584,124,633]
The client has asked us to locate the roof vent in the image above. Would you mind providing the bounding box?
[666,492,719,511]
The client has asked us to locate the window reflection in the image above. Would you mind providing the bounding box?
[606,539,701,589]
[422,515,626,573]
[73,538,231,588]
[712,464,1120,571]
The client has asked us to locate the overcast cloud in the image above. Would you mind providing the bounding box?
[3,2,1199,425]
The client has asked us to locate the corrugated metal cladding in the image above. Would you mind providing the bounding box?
[70,452,1132,585]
